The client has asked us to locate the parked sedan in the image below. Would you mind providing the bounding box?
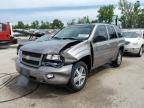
[122,30,144,57]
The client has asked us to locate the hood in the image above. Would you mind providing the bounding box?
[21,39,80,54]
[18,41,34,46]
[124,38,141,43]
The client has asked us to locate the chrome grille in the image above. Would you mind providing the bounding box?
[21,51,43,67]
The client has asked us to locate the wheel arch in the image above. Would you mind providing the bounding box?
[119,45,124,52]
[78,55,92,73]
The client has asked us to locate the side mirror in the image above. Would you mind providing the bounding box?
[93,35,106,43]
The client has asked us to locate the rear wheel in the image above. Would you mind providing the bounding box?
[67,61,88,92]
[111,50,123,67]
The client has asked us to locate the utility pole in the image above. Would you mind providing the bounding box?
[115,15,118,26]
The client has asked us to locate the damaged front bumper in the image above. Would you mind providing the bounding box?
[16,59,73,85]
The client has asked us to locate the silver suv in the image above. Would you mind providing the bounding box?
[16,24,125,92]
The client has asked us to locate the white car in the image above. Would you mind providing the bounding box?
[122,29,144,57]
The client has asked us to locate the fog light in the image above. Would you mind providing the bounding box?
[46,74,54,79]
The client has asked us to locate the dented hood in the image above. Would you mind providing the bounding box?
[21,39,80,54]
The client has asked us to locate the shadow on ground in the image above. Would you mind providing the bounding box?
[0,65,115,106]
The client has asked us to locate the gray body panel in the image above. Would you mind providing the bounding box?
[16,59,73,84]
[62,40,91,64]
[92,40,112,68]
[21,39,78,54]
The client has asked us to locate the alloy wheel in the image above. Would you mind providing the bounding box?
[73,66,86,88]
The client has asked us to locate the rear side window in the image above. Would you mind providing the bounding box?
[93,25,108,42]
[115,26,123,38]
[107,26,117,39]
[0,24,2,32]
[0,24,6,32]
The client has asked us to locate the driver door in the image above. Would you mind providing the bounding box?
[92,25,111,69]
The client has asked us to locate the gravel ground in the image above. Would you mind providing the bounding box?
[0,46,144,108]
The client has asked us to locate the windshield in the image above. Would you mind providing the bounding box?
[35,35,51,42]
[122,32,141,38]
[52,25,94,40]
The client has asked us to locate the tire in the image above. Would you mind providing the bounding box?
[67,61,88,92]
[11,39,18,44]
[137,47,143,57]
[0,45,9,49]
[111,50,123,67]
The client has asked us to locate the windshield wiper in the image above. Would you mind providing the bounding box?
[52,37,62,40]
[62,38,78,40]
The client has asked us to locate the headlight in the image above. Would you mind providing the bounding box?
[46,54,61,61]
[44,54,64,67]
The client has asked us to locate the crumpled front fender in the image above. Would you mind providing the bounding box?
[61,40,91,64]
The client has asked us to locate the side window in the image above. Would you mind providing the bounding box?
[0,24,6,32]
[0,24,2,32]
[93,25,108,43]
[2,24,6,32]
[107,26,117,39]
[115,26,123,38]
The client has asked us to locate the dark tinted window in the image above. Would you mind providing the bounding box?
[2,24,6,31]
[0,24,6,32]
[115,26,123,38]
[107,26,117,39]
[0,24,2,32]
[93,25,108,42]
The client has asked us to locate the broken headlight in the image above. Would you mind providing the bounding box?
[43,54,64,68]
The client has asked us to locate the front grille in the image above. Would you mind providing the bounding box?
[21,51,43,67]
[22,51,41,58]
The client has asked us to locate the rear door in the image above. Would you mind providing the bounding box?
[106,25,119,59]
[92,25,112,68]
[143,31,144,44]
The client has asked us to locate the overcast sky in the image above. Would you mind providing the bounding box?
[1,0,143,9]
[0,0,144,24]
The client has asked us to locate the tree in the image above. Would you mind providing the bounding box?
[40,21,50,29]
[119,0,141,28]
[67,16,91,26]
[51,19,64,29]
[91,19,98,23]
[77,16,90,24]
[25,24,30,29]
[137,9,144,28]
[31,20,40,29]
[13,21,25,29]
[67,19,76,25]
[97,5,114,23]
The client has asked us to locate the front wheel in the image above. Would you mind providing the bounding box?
[137,47,143,57]
[111,50,123,67]
[67,61,88,92]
